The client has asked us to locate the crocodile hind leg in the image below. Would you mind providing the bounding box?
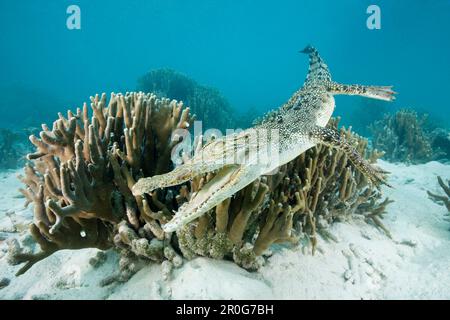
[309,126,391,189]
[327,82,396,101]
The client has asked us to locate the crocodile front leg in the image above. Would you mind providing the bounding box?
[309,126,391,188]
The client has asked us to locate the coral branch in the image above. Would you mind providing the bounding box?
[16,92,193,274]
[428,176,450,212]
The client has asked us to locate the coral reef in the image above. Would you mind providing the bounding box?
[89,251,108,268]
[369,109,433,163]
[427,176,450,213]
[138,68,235,131]
[13,91,392,276]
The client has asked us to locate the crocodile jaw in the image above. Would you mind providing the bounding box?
[162,165,257,233]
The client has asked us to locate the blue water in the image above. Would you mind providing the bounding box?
[1,0,449,128]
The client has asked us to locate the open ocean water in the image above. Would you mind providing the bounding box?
[1,0,449,129]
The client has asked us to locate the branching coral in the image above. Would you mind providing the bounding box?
[369,109,433,163]
[14,92,193,275]
[427,176,450,213]
[176,117,392,269]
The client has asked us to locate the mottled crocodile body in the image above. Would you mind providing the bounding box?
[133,46,395,232]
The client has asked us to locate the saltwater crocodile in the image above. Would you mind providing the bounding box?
[132,46,395,232]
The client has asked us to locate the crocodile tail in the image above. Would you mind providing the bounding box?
[300,45,332,83]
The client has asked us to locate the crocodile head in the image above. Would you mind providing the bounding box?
[162,164,257,233]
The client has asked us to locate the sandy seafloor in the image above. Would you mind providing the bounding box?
[0,160,449,300]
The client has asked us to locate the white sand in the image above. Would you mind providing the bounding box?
[0,160,449,300]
